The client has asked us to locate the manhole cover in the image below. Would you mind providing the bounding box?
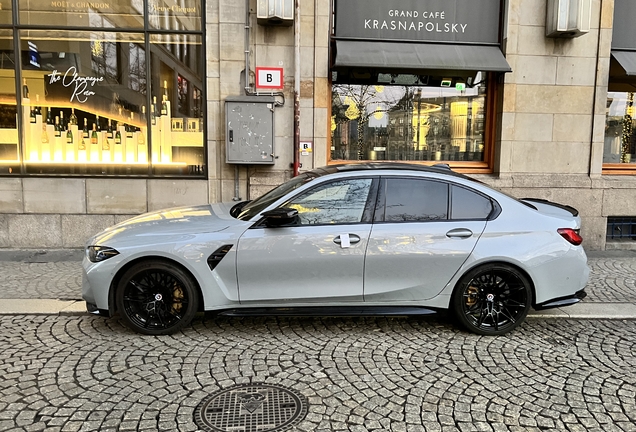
[194,383,308,432]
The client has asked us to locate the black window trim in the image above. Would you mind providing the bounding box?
[374,175,501,224]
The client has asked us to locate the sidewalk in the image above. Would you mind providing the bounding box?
[0,248,635,319]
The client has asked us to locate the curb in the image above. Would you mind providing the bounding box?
[0,300,635,320]
[0,299,88,316]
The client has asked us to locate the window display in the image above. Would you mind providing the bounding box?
[605,92,636,164]
[331,72,488,163]
[0,0,204,177]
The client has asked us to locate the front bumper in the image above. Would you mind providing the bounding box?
[534,289,587,310]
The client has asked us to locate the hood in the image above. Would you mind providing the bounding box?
[89,204,239,246]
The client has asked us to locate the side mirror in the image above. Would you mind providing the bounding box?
[261,207,299,227]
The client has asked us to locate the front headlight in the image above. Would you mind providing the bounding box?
[87,246,120,263]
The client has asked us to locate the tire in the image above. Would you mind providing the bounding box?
[115,260,199,335]
[451,263,532,336]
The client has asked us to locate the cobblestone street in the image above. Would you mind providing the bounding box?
[1,315,636,432]
[1,252,636,431]
[2,254,635,303]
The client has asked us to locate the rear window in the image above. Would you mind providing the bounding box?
[451,186,493,220]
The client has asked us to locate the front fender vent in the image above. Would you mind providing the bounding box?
[207,245,233,271]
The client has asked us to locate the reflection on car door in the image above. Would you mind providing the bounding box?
[364,178,490,302]
[237,177,377,302]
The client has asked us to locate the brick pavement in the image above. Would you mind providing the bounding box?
[1,315,636,431]
[0,254,634,304]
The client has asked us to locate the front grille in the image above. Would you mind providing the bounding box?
[607,217,636,240]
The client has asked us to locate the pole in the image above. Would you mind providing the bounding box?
[293,0,301,176]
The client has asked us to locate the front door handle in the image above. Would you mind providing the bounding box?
[446,228,473,239]
[333,234,361,248]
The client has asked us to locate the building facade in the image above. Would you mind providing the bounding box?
[0,0,635,251]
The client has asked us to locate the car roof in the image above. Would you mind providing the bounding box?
[308,163,478,183]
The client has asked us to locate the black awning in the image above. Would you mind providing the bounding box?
[612,50,636,76]
[334,40,512,73]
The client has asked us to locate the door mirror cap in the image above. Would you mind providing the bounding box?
[261,207,299,227]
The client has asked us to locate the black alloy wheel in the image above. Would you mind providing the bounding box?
[452,264,532,336]
[116,260,199,335]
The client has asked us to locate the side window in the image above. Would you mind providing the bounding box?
[284,178,373,225]
[451,185,493,220]
[384,178,448,222]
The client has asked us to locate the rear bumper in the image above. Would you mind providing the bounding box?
[534,289,587,310]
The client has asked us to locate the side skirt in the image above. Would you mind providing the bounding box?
[216,306,441,317]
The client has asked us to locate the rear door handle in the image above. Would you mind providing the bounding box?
[446,228,473,239]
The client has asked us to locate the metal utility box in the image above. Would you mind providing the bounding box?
[225,96,275,165]
[546,0,591,38]
[257,0,294,26]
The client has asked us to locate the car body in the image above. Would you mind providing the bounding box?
[82,163,589,335]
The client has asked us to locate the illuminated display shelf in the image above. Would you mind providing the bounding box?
[20,97,202,167]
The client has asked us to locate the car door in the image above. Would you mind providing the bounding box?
[364,177,491,301]
[236,177,377,302]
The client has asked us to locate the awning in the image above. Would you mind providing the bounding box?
[334,40,512,73]
[612,50,636,76]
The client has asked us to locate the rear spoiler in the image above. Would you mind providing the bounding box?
[520,198,579,217]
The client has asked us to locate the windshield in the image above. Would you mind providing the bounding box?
[236,172,317,220]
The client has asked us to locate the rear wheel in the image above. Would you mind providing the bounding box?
[452,264,532,336]
[116,260,199,335]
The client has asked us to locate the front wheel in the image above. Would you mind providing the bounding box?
[451,264,532,336]
[115,260,199,335]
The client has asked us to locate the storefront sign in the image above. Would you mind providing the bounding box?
[48,66,104,103]
[612,0,636,50]
[334,0,500,44]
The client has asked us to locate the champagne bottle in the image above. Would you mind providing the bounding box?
[96,115,101,132]
[41,127,50,144]
[107,119,113,139]
[55,116,61,137]
[30,105,37,124]
[82,118,89,139]
[66,127,73,144]
[115,122,122,145]
[35,95,42,116]
[161,95,168,116]
[46,107,53,125]
[60,111,65,130]
[127,113,134,138]
[151,97,157,124]
[22,78,29,99]
[91,124,98,145]
[69,108,78,126]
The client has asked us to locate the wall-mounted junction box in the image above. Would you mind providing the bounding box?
[225,96,275,165]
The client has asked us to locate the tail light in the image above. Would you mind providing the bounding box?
[558,228,582,246]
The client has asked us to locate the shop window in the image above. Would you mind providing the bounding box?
[0,0,11,25]
[604,91,636,167]
[148,0,202,32]
[18,0,144,29]
[331,73,488,164]
[1,0,204,177]
[150,34,204,175]
[0,30,16,173]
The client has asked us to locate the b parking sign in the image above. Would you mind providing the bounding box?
[256,67,284,89]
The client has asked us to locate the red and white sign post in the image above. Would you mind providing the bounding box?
[255,67,284,90]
